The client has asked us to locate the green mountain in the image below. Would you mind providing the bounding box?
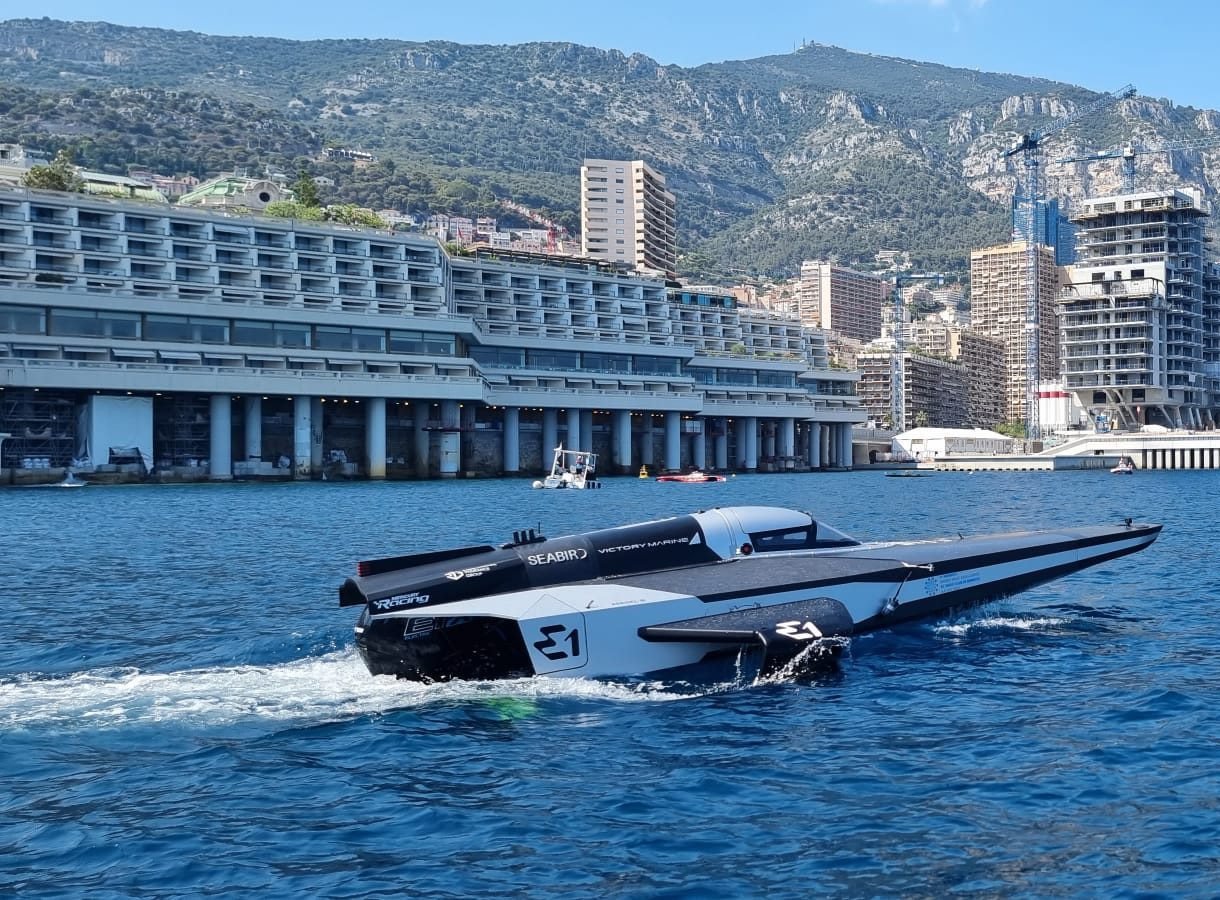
[3,18,1219,281]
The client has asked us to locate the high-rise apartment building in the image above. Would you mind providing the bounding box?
[1012,197,1076,265]
[795,262,886,343]
[856,350,969,429]
[580,159,676,278]
[969,241,1061,425]
[907,319,1005,418]
[1060,188,1214,429]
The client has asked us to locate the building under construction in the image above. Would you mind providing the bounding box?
[1060,188,1215,430]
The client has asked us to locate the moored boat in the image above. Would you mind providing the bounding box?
[532,445,600,490]
[339,505,1162,683]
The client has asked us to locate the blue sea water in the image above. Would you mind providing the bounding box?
[1,471,1217,898]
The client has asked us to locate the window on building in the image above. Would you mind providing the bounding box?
[0,304,45,334]
[527,349,580,370]
[634,356,681,376]
[145,314,229,344]
[581,352,631,373]
[49,309,141,339]
[469,346,525,367]
[391,330,457,356]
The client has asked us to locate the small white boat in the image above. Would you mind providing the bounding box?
[1111,456,1135,475]
[532,445,601,490]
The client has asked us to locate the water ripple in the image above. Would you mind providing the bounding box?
[0,473,1216,896]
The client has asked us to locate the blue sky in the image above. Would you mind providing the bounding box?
[21,0,1220,110]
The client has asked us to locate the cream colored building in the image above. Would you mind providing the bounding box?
[969,241,1060,424]
[795,262,886,343]
[580,159,676,278]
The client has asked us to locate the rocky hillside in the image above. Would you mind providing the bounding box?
[3,18,1219,280]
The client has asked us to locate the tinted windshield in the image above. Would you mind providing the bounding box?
[749,522,859,551]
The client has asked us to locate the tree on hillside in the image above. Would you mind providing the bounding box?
[324,204,385,228]
[292,169,320,208]
[22,149,83,192]
[265,200,324,221]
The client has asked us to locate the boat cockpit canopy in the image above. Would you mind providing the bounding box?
[748,519,860,551]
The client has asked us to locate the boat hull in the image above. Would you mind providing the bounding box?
[353,522,1161,682]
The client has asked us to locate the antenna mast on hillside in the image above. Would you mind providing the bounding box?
[1005,83,1136,443]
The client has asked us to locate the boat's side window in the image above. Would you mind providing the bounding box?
[752,522,860,550]
[751,526,815,551]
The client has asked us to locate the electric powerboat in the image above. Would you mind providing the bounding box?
[656,470,726,483]
[339,506,1161,683]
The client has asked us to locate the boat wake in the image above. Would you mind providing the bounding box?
[933,615,1069,638]
[0,649,698,731]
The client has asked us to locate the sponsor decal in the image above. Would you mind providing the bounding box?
[597,536,692,554]
[526,547,588,566]
[372,591,431,611]
[444,563,497,581]
[402,618,435,641]
[775,620,824,640]
[533,622,582,660]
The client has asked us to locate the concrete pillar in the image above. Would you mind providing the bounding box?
[502,407,521,474]
[820,422,831,469]
[842,424,854,469]
[613,409,632,474]
[744,416,759,471]
[310,397,324,474]
[735,418,748,468]
[542,409,559,459]
[439,400,460,478]
[365,397,386,480]
[209,394,232,481]
[566,407,581,450]
[714,418,728,471]
[762,421,776,462]
[693,420,707,470]
[243,396,262,461]
[581,410,593,453]
[413,405,431,478]
[808,422,822,469]
[293,395,312,479]
[664,410,681,472]
[641,415,654,466]
[541,407,558,463]
[780,418,796,469]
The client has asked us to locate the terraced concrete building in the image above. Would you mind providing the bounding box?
[0,186,862,482]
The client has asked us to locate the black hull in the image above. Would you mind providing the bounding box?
[357,612,533,682]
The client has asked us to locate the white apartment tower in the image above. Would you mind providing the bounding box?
[969,241,1061,425]
[1060,188,1213,430]
[795,262,886,343]
[580,159,676,278]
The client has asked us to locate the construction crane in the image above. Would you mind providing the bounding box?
[1005,83,1137,442]
[889,272,945,433]
[1055,134,1220,193]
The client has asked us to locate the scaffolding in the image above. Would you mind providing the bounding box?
[0,390,78,468]
[154,396,210,468]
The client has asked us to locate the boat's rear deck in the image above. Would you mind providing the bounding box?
[602,555,910,602]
